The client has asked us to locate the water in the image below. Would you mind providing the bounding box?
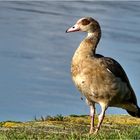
[0,1,140,121]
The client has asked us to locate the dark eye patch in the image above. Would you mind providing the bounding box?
[81,19,90,25]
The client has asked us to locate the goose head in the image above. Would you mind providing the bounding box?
[66,17,100,33]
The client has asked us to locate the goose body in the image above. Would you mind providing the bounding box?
[66,17,140,134]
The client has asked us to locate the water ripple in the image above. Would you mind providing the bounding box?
[0,1,140,121]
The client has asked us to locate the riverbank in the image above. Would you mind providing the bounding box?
[0,115,140,139]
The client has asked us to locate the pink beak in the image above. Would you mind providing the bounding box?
[66,24,80,33]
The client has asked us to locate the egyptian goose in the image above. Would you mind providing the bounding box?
[66,17,140,134]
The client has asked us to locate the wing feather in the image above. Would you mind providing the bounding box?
[99,56,137,105]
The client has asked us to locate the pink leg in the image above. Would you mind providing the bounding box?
[89,104,96,134]
[94,104,107,134]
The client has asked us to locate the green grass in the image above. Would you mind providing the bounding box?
[0,115,140,140]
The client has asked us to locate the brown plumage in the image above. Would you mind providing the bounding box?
[66,17,140,134]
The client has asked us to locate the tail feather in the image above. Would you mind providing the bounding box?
[127,107,140,118]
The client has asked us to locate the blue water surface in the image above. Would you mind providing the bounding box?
[0,1,140,121]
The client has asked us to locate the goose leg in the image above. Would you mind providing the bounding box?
[89,103,96,134]
[94,104,107,134]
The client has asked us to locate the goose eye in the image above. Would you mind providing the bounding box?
[81,19,90,25]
